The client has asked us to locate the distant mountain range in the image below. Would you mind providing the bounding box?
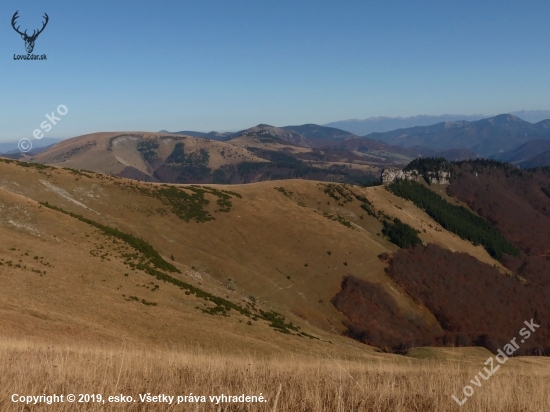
[160,113,550,166]
[518,151,550,168]
[364,114,550,159]
[9,112,550,175]
[489,138,550,169]
[325,110,550,135]
[36,119,472,186]
[490,140,550,164]
[0,137,62,155]
[28,127,406,186]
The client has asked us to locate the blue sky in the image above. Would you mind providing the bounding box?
[1,0,549,141]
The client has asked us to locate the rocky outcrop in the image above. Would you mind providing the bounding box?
[381,168,413,184]
[381,168,450,185]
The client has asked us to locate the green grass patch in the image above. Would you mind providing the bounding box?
[322,212,354,229]
[274,187,293,197]
[323,184,353,204]
[134,185,241,222]
[62,167,94,178]
[15,161,52,170]
[350,191,377,217]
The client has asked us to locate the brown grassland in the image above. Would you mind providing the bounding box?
[1,339,550,411]
[1,158,549,410]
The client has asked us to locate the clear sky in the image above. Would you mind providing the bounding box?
[1,0,549,141]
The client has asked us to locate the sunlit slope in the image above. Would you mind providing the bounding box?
[29,130,387,185]
[30,132,267,177]
[0,158,504,355]
[0,165,368,357]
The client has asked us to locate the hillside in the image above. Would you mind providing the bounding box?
[30,132,271,182]
[3,156,550,410]
[5,155,550,356]
[282,124,357,140]
[231,124,310,147]
[0,156,511,352]
[28,128,422,185]
[168,130,233,141]
[437,148,478,161]
[5,153,550,356]
[372,158,550,353]
[365,114,550,157]
[518,150,550,168]
[491,139,550,166]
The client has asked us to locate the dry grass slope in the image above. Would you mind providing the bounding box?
[1,158,548,410]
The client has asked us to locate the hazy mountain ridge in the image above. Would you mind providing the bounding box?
[325,114,489,135]
[364,114,550,158]
[0,137,63,154]
[491,140,550,164]
[518,150,550,169]
[20,114,550,177]
[325,110,550,135]
[163,113,550,167]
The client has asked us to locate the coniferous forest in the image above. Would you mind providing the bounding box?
[387,179,519,259]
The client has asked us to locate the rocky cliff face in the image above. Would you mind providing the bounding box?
[381,168,415,184]
[381,168,450,185]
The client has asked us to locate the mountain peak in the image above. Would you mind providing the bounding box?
[490,113,526,124]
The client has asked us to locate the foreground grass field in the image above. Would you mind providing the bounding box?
[1,339,549,411]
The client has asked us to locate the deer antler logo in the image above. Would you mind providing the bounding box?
[11,11,49,54]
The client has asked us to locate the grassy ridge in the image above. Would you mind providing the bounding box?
[40,202,180,273]
[40,202,300,334]
[386,180,519,259]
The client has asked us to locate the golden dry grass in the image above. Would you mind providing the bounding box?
[1,339,549,411]
[2,161,549,411]
[30,132,267,176]
[0,161,418,338]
